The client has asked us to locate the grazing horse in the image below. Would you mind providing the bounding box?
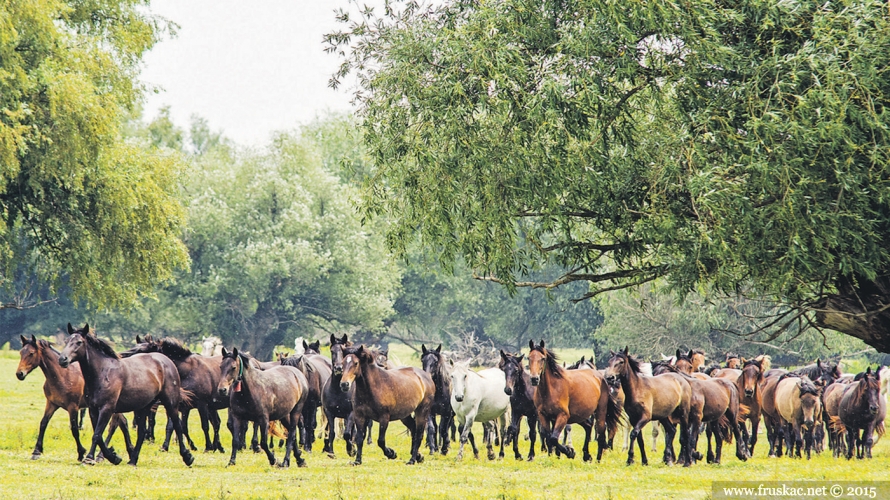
[281,352,332,452]
[121,336,225,453]
[528,340,621,463]
[449,359,510,460]
[339,345,435,465]
[421,344,454,455]
[605,347,692,466]
[775,375,822,459]
[837,368,886,459]
[58,324,194,467]
[16,335,132,461]
[498,350,538,461]
[218,347,308,467]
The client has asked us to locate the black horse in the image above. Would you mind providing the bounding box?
[497,350,538,461]
[420,344,454,455]
[57,324,194,467]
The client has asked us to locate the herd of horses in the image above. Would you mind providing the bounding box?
[13,325,889,470]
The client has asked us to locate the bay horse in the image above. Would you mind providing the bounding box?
[775,375,822,459]
[498,350,538,461]
[16,335,132,461]
[281,352,332,452]
[121,336,225,453]
[715,358,765,455]
[528,340,622,463]
[421,344,454,455]
[449,359,510,460]
[837,368,885,459]
[339,345,435,465]
[57,324,194,466]
[218,347,308,467]
[322,334,372,458]
[725,353,742,370]
[604,346,691,466]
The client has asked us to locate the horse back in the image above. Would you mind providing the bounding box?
[114,353,179,413]
[356,366,433,420]
[255,365,308,420]
[563,367,602,423]
[644,372,690,419]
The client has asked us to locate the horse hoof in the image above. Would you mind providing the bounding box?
[30,453,41,460]
[526,456,534,462]
[160,447,169,453]
[327,452,336,459]
[565,450,576,460]
[183,452,195,467]
[583,454,592,463]
[487,452,495,461]
[350,461,362,466]
[127,461,137,467]
[81,457,97,466]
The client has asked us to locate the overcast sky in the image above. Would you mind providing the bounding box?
[140,0,358,146]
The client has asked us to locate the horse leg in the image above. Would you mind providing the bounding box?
[127,410,149,466]
[84,408,121,466]
[498,413,507,459]
[66,406,87,462]
[651,422,660,452]
[227,415,242,466]
[426,414,438,455]
[662,421,678,466]
[706,423,716,463]
[181,406,199,451]
[31,400,59,460]
[456,416,473,460]
[548,414,574,459]
[440,411,453,455]
[377,416,397,459]
[580,419,594,463]
[401,415,423,464]
[161,415,174,452]
[107,413,134,456]
[351,415,367,466]
[164,402,195,467]
[79,407,86,430]
[209,408,224,453]
[343,414,356,457]
[747,416,759,457]
[324,409,337,458]
[527,415,537,461]
[255,416,276,466]
[146,405,157,443]
[251,422,261,453]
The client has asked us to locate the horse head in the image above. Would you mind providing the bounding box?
[450,359,472,402]
[339,345,371,392]
[16,334,41,380]
[855,367,882,416]
[674,349,695,374]
[303,339,322,355]
[217,347,247,398]
[725,352,741,369]
[740,359,763,398]
[604,346,633,387]
[329,333,351,376]
[58,323,91,368]
[498,350,524,396]
[797,377,822,429]
[421,343,444,374]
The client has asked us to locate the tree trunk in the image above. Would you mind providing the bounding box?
[814,276,890,353]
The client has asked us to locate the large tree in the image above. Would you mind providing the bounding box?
[0,0,187,309]
[328,0,890,350]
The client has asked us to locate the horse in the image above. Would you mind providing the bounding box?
[498,350,539,461]
[673,350,711,380]
[121,336,225,453]
[449,359,510,460]
[16,335,133,461]
[715,358,765,455]
[605,346,692,466]
[201,336,223,357]
[775,375,822,459]
[725,353,742,370]
[218,347,308,467]
[421,344,454,455]
[836,368,886,459]
[281,351,332,452]
[294,337,306,357]
[57,324,194,467]
[322,334,369,458]
[338,345,435,465]
[528,340,622,463]
[822,380,851,457]
[303,339,322,355]
[653,361,748,464]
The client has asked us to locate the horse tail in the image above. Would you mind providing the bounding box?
[876,421,885,438]
[269,420,288,440]
[604,385,624,439]
[737,404,751,423]
[717,414,733,444]
[829,415,846,435]
[179,388,196,408]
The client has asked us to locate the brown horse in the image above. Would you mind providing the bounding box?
[498,350,538,461]
[16,335,132,461]
[281,352,332,452]
[822,380,850,457]
[339,345,435,465]
[604,347,692,466]
[58,324,194,466]
[527,340,621,463]
[674,350,711,380]
[759,368,789,457]
[837,368,886,459]
[775,375,822,459]
[716,359,765,455]
[725,353,742,370]
[218,347,308,467]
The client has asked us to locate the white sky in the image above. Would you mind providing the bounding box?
[140,0,358,146]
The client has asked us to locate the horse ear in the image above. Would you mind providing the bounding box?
[676,348,683,359]
[867,366,872,375]
[343,334,348,343]
[303,340,309,350]
[500,349,507,359]
[518,354,524,362]
[449,358,454,367]
[20,335,28,347]
[232,347,240,358]
[623,346,629,356]
[539,339,545,348]
[816,358,822,367]
[436,344,441,353]
[67,323,75,335]
[422,344,428,355]
[740,357,747,364]
[136,335,143,344]
[609,349,615,356]
[221,347,229,357]
[83,323,90,335]
[529,339,535,350]
[330,334,336,346]
[687,349,694,358]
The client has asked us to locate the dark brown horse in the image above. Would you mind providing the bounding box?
[837,368,885,459]
[527,340,621,463]
[58,324,194,466]
[16,335,132,461]
[498,350,538,461]
[282,351,332,452]
[121,336,226,453]
[716,358,765,455]
[823,380,850,457]
[218,347,308,467]
[339,345,435,465]
[421,344,454,455]
[604,347,692,466]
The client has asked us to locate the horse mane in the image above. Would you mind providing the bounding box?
[703,363,722,376]
[625,353,646,375]
[650,360,673,375]
[754,354,772,371]
[36,339,61,355]
[83,333,120,360]
[691,348,706,356]
[789,362,824,380]
[531,345,564,379]
[742,358,762,370]
[797,376,820,396]
[158,337,193,361]
[281,355,316,373]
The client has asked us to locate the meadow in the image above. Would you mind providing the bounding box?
[1,346,888,500]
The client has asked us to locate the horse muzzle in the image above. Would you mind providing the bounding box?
[744,389,754,398]
[454,395,464,403]
[803,419,814,428]
[58,357,70,368]
[605,375,618,387]
[16,371,26,381]
[530,376,540,387]
[333,368,343,377]
[340,382,351,393]
[870,405,879,415]
[218,387,229,398]
[504,387,513,396]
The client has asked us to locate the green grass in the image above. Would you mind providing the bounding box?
[2,354,889,499]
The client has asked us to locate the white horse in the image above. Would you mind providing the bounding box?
[201,336,223,357]
[450,359,510,460]
[293,337,305,357]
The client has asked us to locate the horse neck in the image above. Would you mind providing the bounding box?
[38,346,71,384]
[77,344,118,385]
[537,359,564,397]
[354,357,385,395]
[432,363,450,398]
[516,369,535,402]
[618,364,642,400]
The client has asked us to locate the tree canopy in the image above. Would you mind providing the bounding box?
[0,0,188,309]
[328,0,890,350]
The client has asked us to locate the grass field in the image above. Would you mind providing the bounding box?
[1,347,888,500]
